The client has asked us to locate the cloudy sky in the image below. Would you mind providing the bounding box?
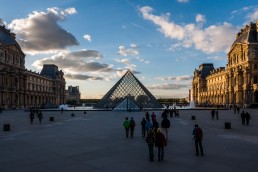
[1,0,258,99]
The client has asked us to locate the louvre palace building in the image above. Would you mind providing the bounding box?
[0,25,65,109]
[192,21,258,107]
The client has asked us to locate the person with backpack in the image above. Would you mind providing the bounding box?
[123,117,130,138]
[192,124,204,156]
[129,117,136,138]
[141,117,146,137]
[161,117,170,141]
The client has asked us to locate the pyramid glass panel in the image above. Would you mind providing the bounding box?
[113,96,140,111]
[94,70,163,110]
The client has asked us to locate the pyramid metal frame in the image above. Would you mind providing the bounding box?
[94,70,163,110]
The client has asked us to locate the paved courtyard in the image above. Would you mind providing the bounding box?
[0,108,258,172]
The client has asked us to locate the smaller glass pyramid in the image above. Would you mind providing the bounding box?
[94,70,162,110]
[114,96,140,111]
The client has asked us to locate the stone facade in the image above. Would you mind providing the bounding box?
[193,21,258,107]
[0,25,65,109]
[65,86,81,104]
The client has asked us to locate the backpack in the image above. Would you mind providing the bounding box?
[195,128,203,139]
[130,120,135,128]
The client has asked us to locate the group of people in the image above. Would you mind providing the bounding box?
[29,109,43,124]
[123,110,204,161]
[240,111,251,125]
[211,109,219,120]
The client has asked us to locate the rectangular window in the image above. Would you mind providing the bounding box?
[254,76,258,84]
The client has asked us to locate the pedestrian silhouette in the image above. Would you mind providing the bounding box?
[192,124,204,156]
[146,129,155,161]
[123,117,130,138]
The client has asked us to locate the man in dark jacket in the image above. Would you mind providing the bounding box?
[192,124,204,156]
[155,128,167,161]
[161,117,170,141]
[146,129,155,161]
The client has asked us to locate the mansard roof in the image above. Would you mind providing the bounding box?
[197,63,214,78]
[0,25,23,54]
[40,64,60,79]
[232,21,258,47]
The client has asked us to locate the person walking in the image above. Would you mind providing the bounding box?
[141,117,146,137]
[215,110,219,120]
[30,111,35,124]
[192,124,204,156]
[152,118,159,133]
[123,117,130,138]
[245,112,251,125]
[129,117,136,138]
[155,128,167,161]
[145,119,153,134]
[161,117,170,141]
[241,111,246,125]
[145,129,155,161]
[211,109,215,120]
[38,111,43,124]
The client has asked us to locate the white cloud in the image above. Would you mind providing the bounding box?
[83,34,92,42]
[8,7,78,54]
[157,75,193,81]
[140,6,237,54]
[117,44,139,56]
[247,8,258,21]
[114,58,130,64]
[136,56,149,64]
[65,7,77,15]
[207,56,224,61]
[195,14,206,24]
[177,0,189,3]
[0,18,6,26]
[140,6,185,40]
[148,83,189,90]
[32,49,113,75]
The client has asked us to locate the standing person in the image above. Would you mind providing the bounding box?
[30,111,35,124]
[145,129,155,161]
[145,111,150,120]
[38,111,43,124]
[145,119,153,133]
[152,118,159,133]
[141,117,146,137]
[155,128,167,161]
[129,117,136,138]
[245,112,251,125]
[123,117,130,138]
[241,111,246,125]
[161,117,170,141]
[237,106,240,114]
[211,109,215,120]
[192,124,204,156]
[151,112,156,123]
[215,110,219,120]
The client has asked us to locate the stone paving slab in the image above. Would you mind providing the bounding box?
[0,108,258,172]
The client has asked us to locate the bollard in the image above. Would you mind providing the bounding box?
[191,116,196,120]
[3,124,10,131]
[225,122,231,129]
[49,117,54,121]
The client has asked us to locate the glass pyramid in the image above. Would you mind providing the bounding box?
[94,70,163,110]
[113,96,140,111]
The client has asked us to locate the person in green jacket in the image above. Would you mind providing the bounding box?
[123,117,130,138]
